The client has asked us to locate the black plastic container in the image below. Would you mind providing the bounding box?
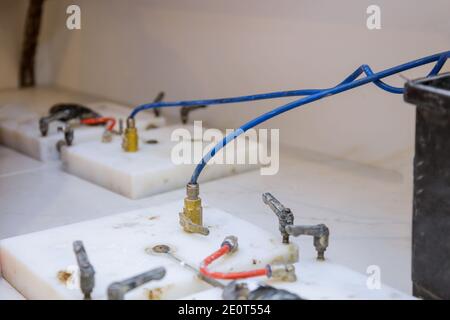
[404,73,450,300]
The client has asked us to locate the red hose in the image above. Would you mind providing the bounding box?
[80,117,116,131]
[199,244,268,280]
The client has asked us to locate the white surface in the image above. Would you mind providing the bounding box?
[0,162,156,240]
[0,202,297,300]
[0,145,49,177]
[0,100,165,162]
[0,144,413,295]
[63,124,262,199]
[183,258,414,300]
[0,278,24,300]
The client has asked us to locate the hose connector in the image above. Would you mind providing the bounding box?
[267,264,297,282]
[285,224,329,260]
[221,236,239,253]
[179,183,209,236]
[122,117,138,152]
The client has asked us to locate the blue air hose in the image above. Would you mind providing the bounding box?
[187,51,449,184]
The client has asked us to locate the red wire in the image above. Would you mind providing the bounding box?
[199,244,268,280]
[80,117,116,131]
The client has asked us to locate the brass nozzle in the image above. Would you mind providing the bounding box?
[122,117,138,152]
[179,183,209,236]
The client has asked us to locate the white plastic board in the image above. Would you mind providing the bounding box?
[182,258,414,300]
[0,102,165,162]
[62,124,263,199]
[0,201,297,300]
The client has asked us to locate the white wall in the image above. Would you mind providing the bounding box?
[31,0,450,167]
[0,0,27,90]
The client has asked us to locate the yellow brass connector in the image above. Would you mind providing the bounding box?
[122,117,138,152]
[179,183,209,236]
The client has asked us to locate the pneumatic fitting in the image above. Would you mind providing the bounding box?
[179,183,209,236]
[122,117,138,152]
[263,192,329,260]
[285,224,329,260]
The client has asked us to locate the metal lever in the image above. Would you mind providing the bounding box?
[262,192,330,260]
[56,124,74,150]
[262,192,294,244]
[152,91,165,117]
[73,241,95,300]
[107,267,166,300]
[39,103,100,136]
[285,224,329,260]
[180,105,207,124]
[39,109,71,136]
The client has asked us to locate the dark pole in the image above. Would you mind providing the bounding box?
[19,0,45,88]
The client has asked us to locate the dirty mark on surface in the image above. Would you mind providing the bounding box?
[112,222,139,229]
[270,243,299,264]
[57,270,73,284]
[252,259,261,265]
[145,287,164,300]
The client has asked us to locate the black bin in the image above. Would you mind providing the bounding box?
[404,73,450,299]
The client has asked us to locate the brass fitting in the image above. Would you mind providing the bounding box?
[179,183,209,236]
[267,264,297,282]
[122,117,138,152]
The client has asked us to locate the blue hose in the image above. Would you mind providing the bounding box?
[189,50,450,184]
[130,88,320,118]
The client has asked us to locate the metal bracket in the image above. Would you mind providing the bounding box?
[179,211,209,236]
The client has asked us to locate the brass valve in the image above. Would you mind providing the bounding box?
[179,183,209,236]
[122,117,138,152]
